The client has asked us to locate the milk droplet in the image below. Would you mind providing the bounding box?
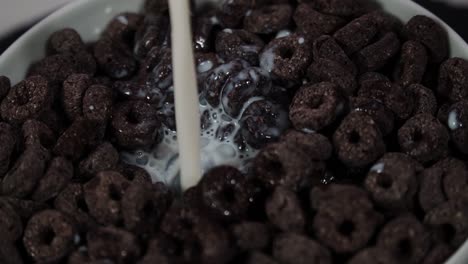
[370,163,385,174]
[260,47,276,73]
[448,110,463,130]
[117,15,129,25]
[223,28,233,34]
[197,60,214,73]
[298,37,305,44]
[276,30,291,39]
[89,105,95,111]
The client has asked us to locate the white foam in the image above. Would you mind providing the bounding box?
[448,110,463,130]
[122,88,262,186]
[223,28,233,34]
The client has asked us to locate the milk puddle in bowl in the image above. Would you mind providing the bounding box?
[121,58,290,187]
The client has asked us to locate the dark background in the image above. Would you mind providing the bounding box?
[0,0,467,53]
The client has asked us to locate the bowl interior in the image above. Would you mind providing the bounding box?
[0,0,467,263]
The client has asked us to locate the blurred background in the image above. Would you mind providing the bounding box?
[0,0,467,53]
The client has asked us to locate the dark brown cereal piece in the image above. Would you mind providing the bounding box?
[273,233,332,264]
[309,0,371,17]
[398,113,449,164]
[422,244,454,264]
[192,14,217,52]
[113,80,163,104]
[231,222,271,250]
[348,247,396,264]
[350,97,394,136]
[290,82,344,131]
[0,75,11,101]
[22,119,56,150]
[355,32,401,73]
[240,100,289,148]
[137,236,176,264]
[265,187,305,232]
[294,4,346,41]
[424,200,468,248]
[418,167,447,213]
[217,0,255,28]
[442,165,468,202]
[369,10,402,34]
[93,37,137,79]
[62,73,93,121]
[365,153,421,211]
[437,57,468,102]
[115,163,153,185]
[408,84,437,116]
[47,28,86,55]
[161,204,233,263]
[0,122,17,177]
[3,197,48,220]
[259,34,312,82]
[87,226,141,263]
[144,0,168,14]
[253,142,322,190]
[312,187,382,254]
[312,35,357,75]
[83,171,130,225]
[0,240,23,264]
[31,157,73,202]
[377,215,431,263]
[199,166,251,221]
[247,252,278,264]
[111,100,160,150]
[54,183,96,231]
[333,14,379,55]
[161,202,205,240]
[310,184,373,212]
[102,13,143,42]
[244,4,293,34]
[121,181,171,234]
[446,100,468,154]
[23,210,77,263]
[333,111,385,168]
[0,76,51,124]
[437,103,451,125]
[2,144,50,198]
[202,60,248,107]
[221,67,272,117]
[144,47,173,90]
[79,142,119,178]
[82,84,113,123]
[29,52,96,85]
[53,118,105,161]
[280,130,333,161]
[134,14,169,58]
[216,29,264,66]
[358,73,415,121]
[0,199,22,241]
[393,40,428,88]
[307,58,357,95]
[403,15,448,63]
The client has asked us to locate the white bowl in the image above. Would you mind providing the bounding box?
[0,0,467,263]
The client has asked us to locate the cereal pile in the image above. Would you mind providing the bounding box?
[1,0,468,263]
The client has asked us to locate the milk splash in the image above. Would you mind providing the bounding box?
[121,59,264,187]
